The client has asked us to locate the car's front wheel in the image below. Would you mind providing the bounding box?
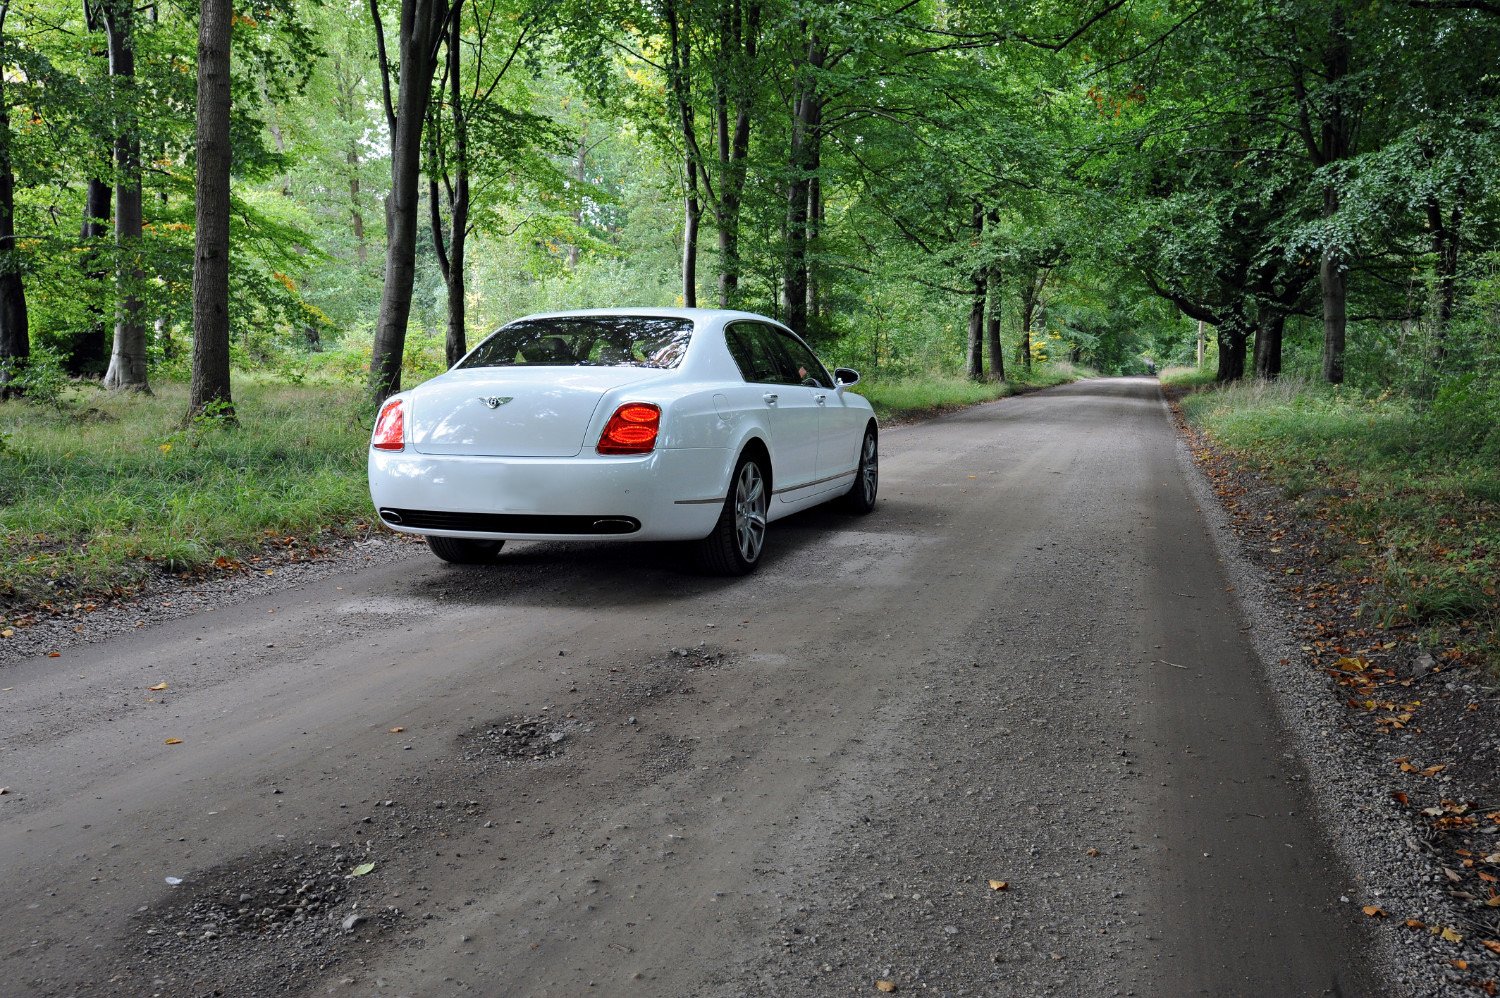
[840,426,878,514]
[695,453,768,575]
[425,535,505,565]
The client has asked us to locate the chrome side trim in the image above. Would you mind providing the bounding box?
[673,496,726,505]
[772,468,856,496]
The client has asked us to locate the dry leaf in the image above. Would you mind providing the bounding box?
[1422,764,1448,777]
[1453,960,1470,970]
[1441,927,1464,943]
[1479,871,1498,884]
[348,862,375,877]
[1362,905,1387,918]
[875,983,897,994]
[1444,868,1464,883]
[0,628,13,638]
[1391,791,1409,805]
[1404,919,1426,929]
[987,880,1009,891]
[389,726,405,734]
[1482,940,1500,955]
[149,682,169,691]
[1085,847,1100,858]
[1486,896,1500,908]
[47,651,60,658]
[164,738,183,745]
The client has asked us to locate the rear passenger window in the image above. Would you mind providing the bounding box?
[726,323,789,384]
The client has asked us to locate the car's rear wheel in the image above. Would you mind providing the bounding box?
[425,535,505,564]
[695,453,768,575]
[840,426,878,514]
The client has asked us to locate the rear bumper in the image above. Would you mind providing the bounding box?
[367,447,726,542]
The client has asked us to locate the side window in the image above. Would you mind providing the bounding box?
[775,330,833,388]
[726,322,787,384]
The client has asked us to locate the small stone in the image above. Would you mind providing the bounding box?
[342,914,366,931]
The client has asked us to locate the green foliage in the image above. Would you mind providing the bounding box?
[0,377,377,602]
[1180,379,1499,659]
[0,347,74,409]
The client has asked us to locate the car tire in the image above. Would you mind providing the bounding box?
[425,535,505,564]
[695,453,769,575]
[840,426,878,514]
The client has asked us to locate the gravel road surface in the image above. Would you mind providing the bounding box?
[0,377,1389,997]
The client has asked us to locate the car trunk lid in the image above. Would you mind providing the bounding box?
[409,368,664,458]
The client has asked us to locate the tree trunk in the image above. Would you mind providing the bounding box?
[1317,3,1352,385]
[1253,309,1284,381]
[188,0,233,419]
[1216,311,1249,383]
[348,146,367,266]
[1196,319,1205,367]
[442,11,468,368]
[69,178,113,375]
[805,170,821,330]
[664,0,699,308]
[712,0,759,308]
[1427,192,1462,365]
[566,131,585,270]
[783,34,824,337]
[983,209,1003,381]
[1018,283,1036,370]
[965,203,984,380]
[368,0,451,404]
[0,3,28,398]
[102,0,149,393]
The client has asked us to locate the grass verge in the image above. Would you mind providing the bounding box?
[0,377,377,609]
[1176,378,1500,668]
[857,363,1085,423]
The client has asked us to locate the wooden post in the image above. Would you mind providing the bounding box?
[1196,319,1205,368]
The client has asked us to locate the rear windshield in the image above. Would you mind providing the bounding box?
[458,316,694,370]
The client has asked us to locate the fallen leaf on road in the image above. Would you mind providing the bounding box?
[1085,848,1100,857]
[164,738,183,745]
[47,652,60,658]
[987,880,1009,891]
[1453,960,1470,970]
[1405,919,1426,929]
[1486,896,1500,908]
[1,628,13,638]
[1482,940,1500,955]
[875,982,897,994]
[149,682,169,691]
[1441,927,1464,943]
[347,862,375,878]
[389,726,405,733]
[1484,853,1500,864]
[1391,791,1408,805]
[1422,764,1447,777]
[1362,905,1387,918]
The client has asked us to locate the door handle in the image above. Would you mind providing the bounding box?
[814,394,827,406]
[762,393,779,405]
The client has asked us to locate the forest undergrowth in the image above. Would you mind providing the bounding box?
[1168,369,1500,670]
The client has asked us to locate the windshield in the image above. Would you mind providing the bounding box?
[459,316,694,370]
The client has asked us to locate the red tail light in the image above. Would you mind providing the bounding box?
[597,402,661,455]
[372,399,405,451]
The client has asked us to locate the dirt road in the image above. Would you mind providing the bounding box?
[0,377,1385,997]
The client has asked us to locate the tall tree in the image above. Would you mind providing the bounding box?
[0,1,28,397]
[188,0,233,419]
[368,0,454,403]
[100,0,149,392]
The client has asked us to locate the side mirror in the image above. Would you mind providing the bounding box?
[833,367,861,388]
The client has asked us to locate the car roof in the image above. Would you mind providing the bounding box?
[503,307,791,329]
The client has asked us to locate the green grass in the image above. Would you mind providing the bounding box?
[1178,378,1500,665]
[856,363,1085,422]
[0,376,378,608]
[1159,365,1218,389]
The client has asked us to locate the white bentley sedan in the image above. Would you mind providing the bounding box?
[367,308,878,574]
